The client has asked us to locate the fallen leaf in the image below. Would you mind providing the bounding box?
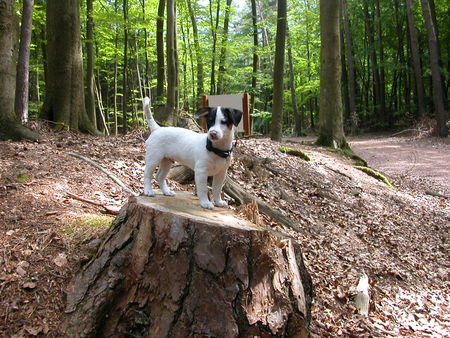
[53,253,68,267]
[24,326,42,336]
[22,282,36,290]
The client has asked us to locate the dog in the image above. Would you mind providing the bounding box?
[143,97,243,209]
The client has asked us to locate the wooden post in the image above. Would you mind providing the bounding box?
[201,95,208,131]
[242,92,251,136]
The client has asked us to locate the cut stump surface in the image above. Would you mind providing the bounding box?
[64,192,313,337]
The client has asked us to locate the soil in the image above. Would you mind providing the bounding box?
[0,123,448,337]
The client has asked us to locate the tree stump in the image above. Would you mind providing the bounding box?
[64,192,313,337]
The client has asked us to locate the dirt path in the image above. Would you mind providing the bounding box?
[349,135,450,195]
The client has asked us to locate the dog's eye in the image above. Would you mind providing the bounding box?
[220,120,227,125]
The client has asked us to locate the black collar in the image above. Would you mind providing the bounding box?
[206,138,232,158]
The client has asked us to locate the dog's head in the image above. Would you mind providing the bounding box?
[195,107,243,141]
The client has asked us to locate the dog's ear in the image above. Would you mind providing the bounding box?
[195,107,211,119]
[223,108,243,127]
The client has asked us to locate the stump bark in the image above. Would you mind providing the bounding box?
[64,192,313,337]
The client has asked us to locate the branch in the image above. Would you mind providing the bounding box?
[66,192,120,215]
[68,153,138,196]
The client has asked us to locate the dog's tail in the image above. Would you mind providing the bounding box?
[143,96,159,131]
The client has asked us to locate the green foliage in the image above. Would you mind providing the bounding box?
[22,0,449,135]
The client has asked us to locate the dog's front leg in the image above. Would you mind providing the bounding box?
[195,168,214,209]
[212,170,228,207]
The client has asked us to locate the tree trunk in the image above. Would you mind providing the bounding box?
[0,0,39,140]
[250,0,259,119]
[270,0,287,141]
[166,0,177,125]
[63,194,313,337]
[420,0,448,137]
[216,0,233,95]
[122,0,129,134]
[405,0,425,118]
[14,0,34,124]
[209,0,220,95]
[42,0,97,134]
[316,0,348,149]
[85,0,97,130]
[187,0,204,110]
[287,27,302,136]
[375,0,387,121]
[156,0,165,104]
[342,0,358,135]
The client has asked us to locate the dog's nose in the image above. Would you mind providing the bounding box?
[209,131,218,139]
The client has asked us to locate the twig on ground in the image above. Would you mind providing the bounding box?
[68,153,138,196]
[66,192,120,215]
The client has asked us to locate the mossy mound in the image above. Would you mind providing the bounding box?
[279,146,311,161]
[354,166,395,188]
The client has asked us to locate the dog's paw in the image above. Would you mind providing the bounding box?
[214,199,228,207]
[200,200,214,210]
[163,189,176,196]
[143,188,155,197]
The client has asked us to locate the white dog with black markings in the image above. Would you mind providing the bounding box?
[143,97,242,209]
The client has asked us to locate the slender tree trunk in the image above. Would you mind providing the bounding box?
[250,0,259,119]
[316,0,348,149]
[122,0,129,134]
[113,0,119,136]
[375,0,387,121]
[85,0,97,130]
[405,0,425,118]
[342,0,358,134]
[14,0,34,124]
[270,0,287,141]
[217,0,232,94]
[287,27,301,136]
[0,0,38,140]
[420,0,447,137]
[42,0,97,134]
[156,0,166,104]
[305,0,314,130]
[187,0,204,109]
[166,0,177,124]
[363,1,383,122]
[209,0,220,95]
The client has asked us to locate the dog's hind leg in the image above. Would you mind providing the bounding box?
[143,156,161,196]
[156,158,176,196]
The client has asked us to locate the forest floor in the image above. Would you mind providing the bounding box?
[0,123,448,337]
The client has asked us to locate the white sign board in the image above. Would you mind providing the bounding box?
[207,94,244,132]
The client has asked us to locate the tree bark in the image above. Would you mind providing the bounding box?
[405,0,425,118]
[42,0,97,134]
[363,0,383,122]
[420,0,448,137]
[209,0,220,95]
[316,0,348,149]
[0,0,39,140]
[187,0,204,110]
[287,27,302,136]
[122,0,129,134]
[250,0,259,119]
[85,0,97,130]
[156,0,165,104]
[216,0,233,95]
[14,0,34,124]
[270,0,287,141]
[166,0,177,125]
[64,194,312,337]
[342,0,358,135]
